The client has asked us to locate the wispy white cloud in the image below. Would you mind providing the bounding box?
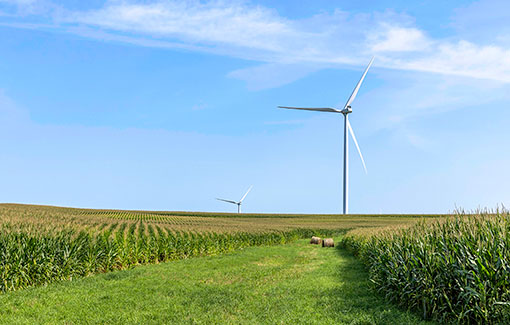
[369,24,431,52]
[385,40,510,83]
[62,1,296,53]
[2,1,510,86]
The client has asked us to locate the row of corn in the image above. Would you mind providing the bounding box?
[341,212,510,324]
[0,224,337,293]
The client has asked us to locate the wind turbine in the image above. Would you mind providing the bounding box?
[216,186,253,213]
[278,57,374,215]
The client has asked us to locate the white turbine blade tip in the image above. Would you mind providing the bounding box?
[240,185,253,202]
[347,120,368,174]
[344,57,375,109]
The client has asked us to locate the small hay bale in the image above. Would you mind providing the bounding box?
[310,236,322,245]
[322,238,334,247]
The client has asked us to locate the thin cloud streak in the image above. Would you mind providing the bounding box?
[1,0,510,84]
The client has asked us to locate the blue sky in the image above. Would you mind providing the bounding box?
[0,0,509,214]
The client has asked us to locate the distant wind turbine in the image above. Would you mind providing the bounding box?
[278,57,374,215]
[216,186,253,213]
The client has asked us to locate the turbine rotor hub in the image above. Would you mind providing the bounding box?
[341,106,352,115]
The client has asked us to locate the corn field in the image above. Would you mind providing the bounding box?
[341,211,510,324]
[0,204,424,235]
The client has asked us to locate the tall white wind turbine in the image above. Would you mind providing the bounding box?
[278,57,374,214]
[216,186,253,213]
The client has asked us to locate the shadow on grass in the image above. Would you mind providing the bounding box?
[314,246,432,325]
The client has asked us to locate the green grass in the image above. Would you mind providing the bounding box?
[0,238,429,324]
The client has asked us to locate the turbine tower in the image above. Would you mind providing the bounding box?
[216,186,253,213]
[278,57,373,214]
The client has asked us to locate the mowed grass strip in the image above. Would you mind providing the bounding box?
[0,239,429,324]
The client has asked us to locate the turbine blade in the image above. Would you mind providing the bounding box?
[344,57,374,109]
[240,185,253,202]
[278,106,341,113]
[347,120,368,174]
[216,198,238,205]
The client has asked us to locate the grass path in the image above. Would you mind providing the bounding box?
[0,238,430,324]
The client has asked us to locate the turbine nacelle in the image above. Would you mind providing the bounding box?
[341,106,352,115]
[216,185,253,213]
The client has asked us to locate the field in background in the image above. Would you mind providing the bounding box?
[0,203,440,234]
